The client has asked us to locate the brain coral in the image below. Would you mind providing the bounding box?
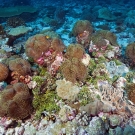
[91,30,118,46]
[0,83,33,119]
[64,44,85,59]
[25,34,51,61]
[60,58,87,83]
[9,57,31,76]
[0,62,9,82]
[72,20,93,37]
[126,43,135,63]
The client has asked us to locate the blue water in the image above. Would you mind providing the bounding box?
[0,0,134,7]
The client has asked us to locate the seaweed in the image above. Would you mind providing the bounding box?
[32,90,61,119]
[77,86,94,106]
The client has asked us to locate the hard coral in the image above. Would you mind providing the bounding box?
[0,62,9,82]
[98,83,135,125]
[9,57,31,76]
[6,17,25,28]
[0,83,33,119]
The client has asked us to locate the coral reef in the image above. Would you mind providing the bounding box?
[0,62,9,82]
[98,83,135,125]
[0,83,33,119]
[1,2,135,134]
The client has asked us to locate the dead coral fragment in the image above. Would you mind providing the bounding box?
[0,62,9,82]
[0,83,33,119]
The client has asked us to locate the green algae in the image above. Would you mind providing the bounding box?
[87,62,111,88]
[33,89,61,119]
[125,71,135,83]
[77,86,94,106]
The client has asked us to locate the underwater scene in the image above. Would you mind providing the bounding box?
[1,0,135,134]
